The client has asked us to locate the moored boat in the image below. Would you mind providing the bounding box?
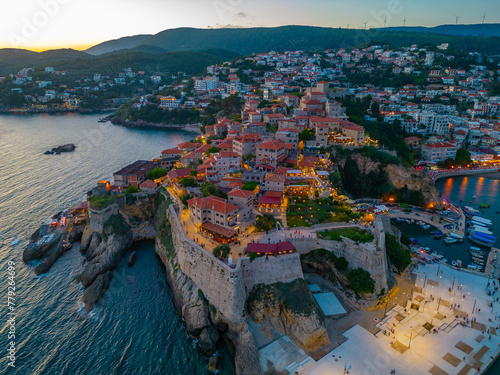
[444,236,457,244]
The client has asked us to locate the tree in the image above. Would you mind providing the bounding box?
[179,177,198,187]
[455,148,472,166]
[200,181,227,198]
[206,146,219,156]
[146,168,168,180]
[299,128,315,141]
[347,268,375,294]
[180,194,193,207]
[213,244,231,259]
[126,184,140,194]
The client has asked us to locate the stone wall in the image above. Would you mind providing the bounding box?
[166,204,304,322]
[88,203,119,234]
[288,219,390,293]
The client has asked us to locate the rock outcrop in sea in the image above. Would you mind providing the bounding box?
[44,143,76,154]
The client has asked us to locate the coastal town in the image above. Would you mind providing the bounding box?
[15,42,500,375]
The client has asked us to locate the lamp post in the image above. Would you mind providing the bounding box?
[408,330,414,349]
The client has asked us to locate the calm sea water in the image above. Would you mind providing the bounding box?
[0,113,234,374]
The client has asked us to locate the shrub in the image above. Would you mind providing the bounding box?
[347,268,375,294]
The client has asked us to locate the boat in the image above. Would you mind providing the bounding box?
[470,246,482,252]
[442,258,448,263]
[434,232,444,239]
[469,226,494,235]
[464,206,480,214]
[430,252,444,260]
[448,233,464,242]
[480,203,488,208]
[422,224,430,230]
[470,216,493,228]
[469,231,497,247]
[471,258,484,265]
[11,237,20,245]
[467,264,481,271]
[472,195,477,199]
[444,236,457,244]
[98,118,107,123]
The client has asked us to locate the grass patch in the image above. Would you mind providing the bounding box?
[88,195,117,210]
[318,227,373,243]
[287,197,361,227]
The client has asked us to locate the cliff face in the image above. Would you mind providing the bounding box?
[247,280,330,352]
[351,154,443,208]
[154,194,262,375]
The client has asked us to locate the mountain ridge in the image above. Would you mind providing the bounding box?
[83,25,500,56]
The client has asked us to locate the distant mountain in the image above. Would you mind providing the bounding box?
[0,48,90,75]
[84,25,500,57]
[85,34,153,56]
[0,47,238,76]
[376,23,500,38]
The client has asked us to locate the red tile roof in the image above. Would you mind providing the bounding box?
[187,196,239,214]
[246,241,295,255]
[228,188,254,198]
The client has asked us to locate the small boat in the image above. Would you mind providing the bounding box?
[442,258,448,263]
[98,118,107,123]
[11,237,20,245]
[430,252,444,260]
[472,195,477,199]
[480,203,488,208]
[467,264,481,271]
[434,232,444,239]
[422,224,430,230]
[444,236,457,244]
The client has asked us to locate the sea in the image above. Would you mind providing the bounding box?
[0,113,235,374]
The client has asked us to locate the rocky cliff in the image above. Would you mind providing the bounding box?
[350,154,443,208]
[247,279,330,352]
[154,193,262,374]
[78,194,158,312]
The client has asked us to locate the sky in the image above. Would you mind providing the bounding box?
[0,0,499,51]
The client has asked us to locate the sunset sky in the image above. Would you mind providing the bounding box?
[1,0,499,51]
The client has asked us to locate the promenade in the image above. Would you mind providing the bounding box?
[297,262,500,375]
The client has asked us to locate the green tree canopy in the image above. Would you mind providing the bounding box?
[213,244,231,259]
[146,168,168,180]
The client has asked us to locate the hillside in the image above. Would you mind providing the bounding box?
[0,49,238,76]
[83,35,154,56]
[84,25,500,56]
[378,23,500,38]
[0,48,90,75]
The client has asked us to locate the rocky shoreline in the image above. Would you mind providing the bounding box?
[23,190,330,374]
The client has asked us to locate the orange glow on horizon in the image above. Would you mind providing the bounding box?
[0,43,95,52]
